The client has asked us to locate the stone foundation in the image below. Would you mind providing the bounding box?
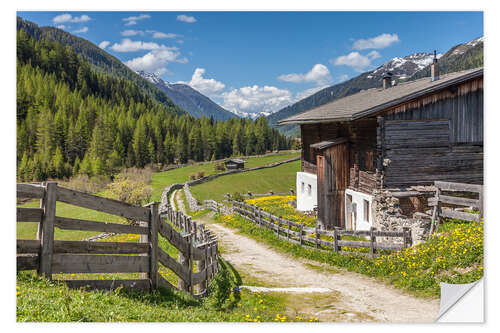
[372,190,432,245]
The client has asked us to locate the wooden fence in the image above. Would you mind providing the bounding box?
[229,200,412,257]
[429,180,483,234]
[16,182,218,297]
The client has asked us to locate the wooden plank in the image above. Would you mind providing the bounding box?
[63,279,150,291]
[17,183,45,199]
[52,240,149,254]
[440,208,479,222]
[39,181,57,279]
[17,207,43,222]
[54,216,149,235]
[56,186,150,221]
[439,195,480,208]
[157,248,190,284]
[158,219,190,256]
[434,181,483,193]
[51,254,150,274]
[17,254,39,270]
[17,239,41,254]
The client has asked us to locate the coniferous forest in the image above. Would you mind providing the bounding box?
[16,28,293,182]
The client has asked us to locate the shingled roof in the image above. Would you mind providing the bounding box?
[278,68,483,125]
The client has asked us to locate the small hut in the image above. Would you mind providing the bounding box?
[225,158,245,170]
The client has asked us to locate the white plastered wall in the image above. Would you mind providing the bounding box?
[296,172,317,211]
[345,188,374,231]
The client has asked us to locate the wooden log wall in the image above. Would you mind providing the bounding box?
[382,118,483,187]
[16,183,219,297]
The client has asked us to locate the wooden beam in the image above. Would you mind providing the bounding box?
[52,240,149,254]
[17,183,45,199]
[56,186,150,221]
[17,255,39,271]
[51,254,150,274]
[17,208,44,222]
[54,216,149,235]
[17,239,41,254]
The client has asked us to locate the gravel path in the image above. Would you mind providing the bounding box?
[175,192,439,322]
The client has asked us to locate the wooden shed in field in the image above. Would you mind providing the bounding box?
[278,59,483,231]
[224,158,245,170]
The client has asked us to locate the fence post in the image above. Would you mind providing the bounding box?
[315,226,320,249]
[333,227,339,253]
[188,218,194,295]
[369,227,376,258]
[39,181,57,279]
[300,224,304,247]
[403,227,412,248]
[277,216,282,238]
[148,202,159,290]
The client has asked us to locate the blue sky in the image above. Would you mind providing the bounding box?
[18,11,483,116]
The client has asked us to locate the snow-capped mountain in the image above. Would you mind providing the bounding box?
[137,71,237,121]
[368,52,440,80]
[268,36,483,136]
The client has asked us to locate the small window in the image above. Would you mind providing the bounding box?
[301,182,305,193]
[308,184,312,197]
[363,199,370,222]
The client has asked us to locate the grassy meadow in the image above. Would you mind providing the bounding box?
[190,159,300,202]
[151,151,300,201]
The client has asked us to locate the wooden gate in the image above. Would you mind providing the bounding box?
[316,138,349,229]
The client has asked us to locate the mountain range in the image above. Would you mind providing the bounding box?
[136,71,236,121]
[267,36,484,136]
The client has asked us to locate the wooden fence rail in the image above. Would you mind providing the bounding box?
[227,200,411,257]
[16,182,219,297]
[428,181,483,234]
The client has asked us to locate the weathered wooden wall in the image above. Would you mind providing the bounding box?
[382,81,483,188]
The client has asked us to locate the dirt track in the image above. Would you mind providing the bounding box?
[174,190,440,322]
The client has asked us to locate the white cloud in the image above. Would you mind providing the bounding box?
[73,26,88,33]
[222,85,293,115]
[177,15,197,23]
[56,25,66,30]
[53,14,91,24]
[331,51,381,72]
[98,41,110,49]
[352,33,399,50]
[179,68,225,97]
[278,64,332,85]
[122,14,150,26]
[151,31,182,39]
[121,30,144,36]
[367,50,381,60]
[109,38,163,52]
[125,48,183,75]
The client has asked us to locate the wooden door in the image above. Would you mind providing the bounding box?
[316,140,349,229]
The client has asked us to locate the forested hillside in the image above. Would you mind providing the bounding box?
[16,29,292,182]
[16,17,183,113]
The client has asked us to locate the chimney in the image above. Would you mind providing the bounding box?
[382,72,393,89]
[431,50,439,81]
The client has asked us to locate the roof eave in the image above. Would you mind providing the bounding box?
[278,68,483,125]
[350,68,483,121]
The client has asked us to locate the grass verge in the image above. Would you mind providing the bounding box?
[215,213,483,298]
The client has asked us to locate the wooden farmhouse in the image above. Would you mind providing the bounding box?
[225,158,245,170]
[278,59,483,232]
